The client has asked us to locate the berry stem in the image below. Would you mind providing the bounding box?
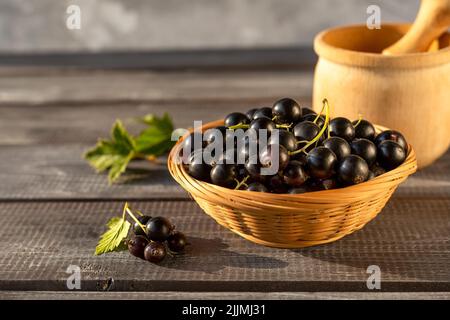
[276,123,292,129]
[313,102,326,124]
[354,114,363,127]
[125,206,147,234]
[234,175,250,190]
[228,123,250,130]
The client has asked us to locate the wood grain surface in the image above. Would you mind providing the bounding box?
[0,62,448,299]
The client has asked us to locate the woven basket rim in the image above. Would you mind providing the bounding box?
[168,119,417,200]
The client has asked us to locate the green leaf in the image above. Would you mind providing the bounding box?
[84,113,176,184]
[138,112,174,133]
[95,216,131,255]
[84,120,136,183]
[135,113,175,155]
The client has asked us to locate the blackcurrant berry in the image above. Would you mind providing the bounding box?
[204,126,226,145]
[224,112,249,127]
[377,140,406,170]
[351,138,377,167]
[252,107,272,120]
[245,159,264,181]
[329,117,355,141]
[167,231,187,253]
[181,132,205,156]
[188,152,211,181]
[322,136,351,161]
[282,160,308,187]
[145,217,174,242]
[301,107,317,117]
[293,121,320,142]
[133,215,151,236]
[267,174,288,193]
[144,242,167,263]
[237,137,257,163]
[300,114,325,128]
[374,130,408,151]
[272,98,302,123]
[268,130,297,152]
[210,164,238,188]
[217,147,238,164]
[249,117,276,133]
[246,182,268,192]
[128,236,149,259]
[245,108,259,121]
[306,147,337,179]
[352,119,375,140]
[260,144,290,171]
[338,155,369,185]
[371,164,386,177]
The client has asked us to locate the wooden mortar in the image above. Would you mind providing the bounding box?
[313,24,450,168]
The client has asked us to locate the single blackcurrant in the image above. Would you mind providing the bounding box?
[282,160,308,187]
[300,114,325,128]
[377,140,406,170]
[128,236,149,259]
[268,130,297,152]
[144,242,167,263]
[167,231,187,253]
[210,164,238,188]
[374,130,408,151]
[249,117,276,134]
[352,119,375,140]
[329,117,355,141]
[145,217,174,242]
[260,144,290,171]
[224,112,249,127]
[322,136,351,161]
[306,146,337,179]
[338,155,369,185]
[351,138,377,166]
[246,108,259,121]
[252,107,272,120]
[188,151,211,181]
[204,126,227,145]
[272,97,302,123]
[301,107,317,116]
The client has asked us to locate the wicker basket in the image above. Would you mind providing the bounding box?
[168,120,418,248]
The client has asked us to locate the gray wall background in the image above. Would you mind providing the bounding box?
[0,0,420,53]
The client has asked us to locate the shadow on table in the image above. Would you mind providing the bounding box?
[289,219,448,282]
[160,236,288,272]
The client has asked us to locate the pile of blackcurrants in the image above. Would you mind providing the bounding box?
[180,97,408,194]
[128,215,187,263]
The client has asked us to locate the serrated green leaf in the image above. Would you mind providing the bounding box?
[107,152,135,184]
[85,114,176,184]
[138,113,174,133]
[84,120,136,183]
[134,113,175,155]
[95,217,131,255]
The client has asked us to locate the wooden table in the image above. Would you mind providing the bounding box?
[0,52,449,300]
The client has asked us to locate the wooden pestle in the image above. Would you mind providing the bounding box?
[383,0,450,55]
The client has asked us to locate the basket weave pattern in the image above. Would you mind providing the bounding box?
[168,120,418,248]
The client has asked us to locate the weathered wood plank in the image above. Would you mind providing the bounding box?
[0,199,448,292]
[1,291,449,300]
[0,144,447,200]
[0,69,313,105]
[0,48,316,70]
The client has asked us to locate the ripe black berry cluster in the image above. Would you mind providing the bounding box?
[180,97,408,194]
[128,215,187,263]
